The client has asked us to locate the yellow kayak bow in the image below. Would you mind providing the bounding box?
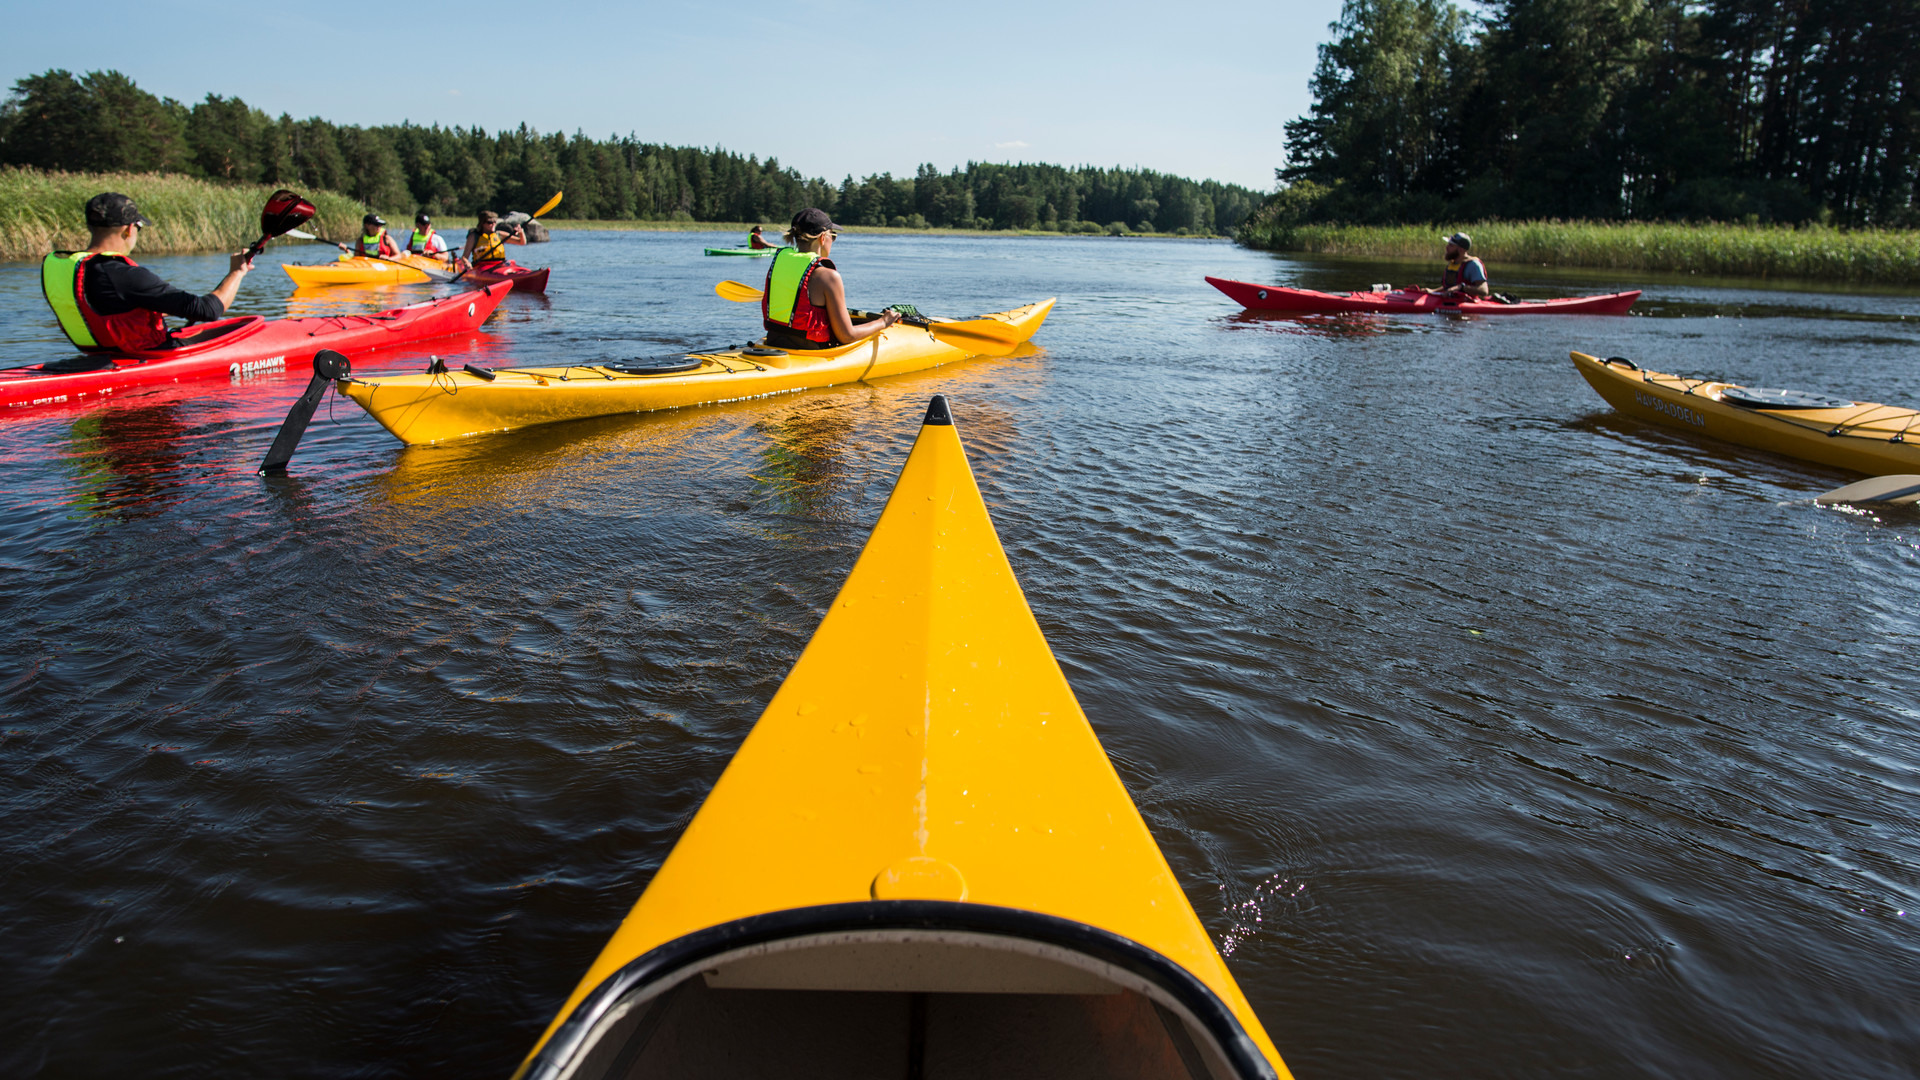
[513,396,1291,1080]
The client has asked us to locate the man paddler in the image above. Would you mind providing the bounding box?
[1408,231,1489,300]
[336,213,399,259]
[40,192,253,354]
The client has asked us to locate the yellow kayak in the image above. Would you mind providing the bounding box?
[337,299,1055,444]
[511,395,1291,1080]
[1572,351,1920,476]
[281,254,448,287]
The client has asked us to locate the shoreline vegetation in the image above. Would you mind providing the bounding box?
[1236,214,1920,285]
[0,167,370,261]
[0,70,1260,244]
[541,218,1218,239]
[0,167,1226,261]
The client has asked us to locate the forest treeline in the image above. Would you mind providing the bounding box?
[1257,0,1920,235]
[0,69,1260,235]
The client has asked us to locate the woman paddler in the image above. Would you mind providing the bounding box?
[761,208,901,351]
[461,210,525,270]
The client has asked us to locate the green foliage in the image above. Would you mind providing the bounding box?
[0,70,1262,237]
[1238,217,1920,283]
[1270,0,1920,229]
[0,166,379,259]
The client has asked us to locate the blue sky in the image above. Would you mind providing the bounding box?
[1,0,1344,192]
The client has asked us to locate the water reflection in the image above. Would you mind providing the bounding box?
[60,403,195,520]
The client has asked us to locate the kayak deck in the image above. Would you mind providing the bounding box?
[1,283,510,412]
[512,395,1288,1080]
[338,298,1055,443]
[1207,276,1640,315]
[704,247,777,256]
[282,254,446,286]
[1571,351,1920,476]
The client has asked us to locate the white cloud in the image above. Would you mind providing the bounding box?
[993,140,1030,149]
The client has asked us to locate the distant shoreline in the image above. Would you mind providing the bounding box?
[539,219,1223,240]
[1235,217,1920,284]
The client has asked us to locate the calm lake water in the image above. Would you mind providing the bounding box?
[1,231,1916,1079]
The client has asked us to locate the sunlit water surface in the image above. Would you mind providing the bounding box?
[2,232,1916,1078]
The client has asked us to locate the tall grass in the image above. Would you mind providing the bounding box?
[0,167,382,261]
[1238,216,1920,284]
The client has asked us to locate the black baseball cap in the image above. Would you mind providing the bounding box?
[86,192,151,228]
[1442,231,1472,250]
[364,213,386,227]
[790,207,840,235]
[415,212,431,225]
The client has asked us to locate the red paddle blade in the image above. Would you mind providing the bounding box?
[260,189,316,236]
[246,189,317,258]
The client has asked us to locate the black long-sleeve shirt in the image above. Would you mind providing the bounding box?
[82,258,226,324]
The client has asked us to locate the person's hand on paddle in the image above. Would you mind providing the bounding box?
[229,251,255,275]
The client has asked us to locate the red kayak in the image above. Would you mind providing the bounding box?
[2,281,510,412]
[462,261,549,293]
[1206,276,1640,315]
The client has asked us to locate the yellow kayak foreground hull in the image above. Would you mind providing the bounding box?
[512,396,1289,1080]
[1572,351,1920,477]
[281,254,445,287]
[337,299,1055,444]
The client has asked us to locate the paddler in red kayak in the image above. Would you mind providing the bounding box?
[459,210,526,271]
[761,207,902,351]
[40,192,254,353]
[1406,231,1489,300]
[748,225,774,250]
[335,213,400,259]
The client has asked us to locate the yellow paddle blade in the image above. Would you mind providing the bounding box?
[1816,474,1920,505]
[531,191,563,219]
[715,279,764,303]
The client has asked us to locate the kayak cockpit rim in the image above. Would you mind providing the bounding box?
[514,900,1281,1080]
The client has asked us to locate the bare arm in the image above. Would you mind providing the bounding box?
[809,266,900,344]
[211,252,253,312]
[505,225,527,246]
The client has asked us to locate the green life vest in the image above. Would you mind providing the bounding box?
[409,228,434,252]
[359,233,384,255]
[41,252,99,349]
[765,248,819,324]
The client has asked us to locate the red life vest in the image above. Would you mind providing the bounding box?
[762,252,837,344]
[45,252,171,352]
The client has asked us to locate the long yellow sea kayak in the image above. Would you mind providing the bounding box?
[337,299,1054,444]
[1572,351,1920,476]
[282,254,448,287]
[511,395,1290,1080]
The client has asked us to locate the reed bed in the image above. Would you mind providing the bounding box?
[0,168,379,262]
[1240,217,1920,284]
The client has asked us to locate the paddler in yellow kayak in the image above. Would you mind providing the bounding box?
[405,212,451,262]
[41,192,254,353]
[761,207,902,350]
[1405,230,1489,300]
[458,210,526,271]
[334,213,400,259]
